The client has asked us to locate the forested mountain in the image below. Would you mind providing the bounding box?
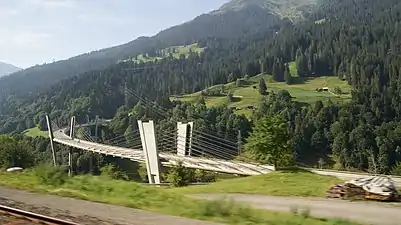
[3,0,401,175]
[215,0,317,20]
[0,62,20,77]
[0,0,301,103]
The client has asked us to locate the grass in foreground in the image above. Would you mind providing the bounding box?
[170,169,343,197]
[0,169,358,225]
[22,127,48,138]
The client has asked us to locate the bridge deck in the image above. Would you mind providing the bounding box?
[53,129,274,176]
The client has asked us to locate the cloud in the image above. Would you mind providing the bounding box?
[0,29,51,50]
[26,0,76,10]
[77,13,131,26]
[0,8,20,18]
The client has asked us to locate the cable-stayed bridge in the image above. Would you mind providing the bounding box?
[45,87,275,184]
[43,84,401,186]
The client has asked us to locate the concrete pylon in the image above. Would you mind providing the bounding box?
[94,115,99,141]
[45,115,57,166]
[187,122,194,156]
[69,116,76,139]
[177,122,194,156]
[138,120,161,185]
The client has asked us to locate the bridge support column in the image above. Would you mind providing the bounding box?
[95,115,99,141]
[85,115,91,137]
[138,120,161,185]
[45,115,57,166]
[177,122,194,157]
[69,116,76,139]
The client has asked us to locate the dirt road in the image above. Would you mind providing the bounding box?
[192,194,401,225]
[0,187,219,225]
[2,186,400,225]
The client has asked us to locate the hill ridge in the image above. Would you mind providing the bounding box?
[0,62,21,77]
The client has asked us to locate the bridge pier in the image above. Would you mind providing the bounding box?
[94,115,99,141]
[45,115,57,166]
[138,120,161,185]
[177,122,193,156]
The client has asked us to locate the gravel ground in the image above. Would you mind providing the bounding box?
[0,187,220,225]
[0,212,43,224]
[192,194,401,225]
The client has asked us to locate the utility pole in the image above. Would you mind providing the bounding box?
[68,116,76,177]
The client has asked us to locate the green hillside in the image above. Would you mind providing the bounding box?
[171,74,351,117]
[120,43,204,63]
[23,127,48,138]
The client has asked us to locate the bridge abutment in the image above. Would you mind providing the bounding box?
[138,120,161,185]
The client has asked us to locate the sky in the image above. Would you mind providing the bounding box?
[0,0,230,68]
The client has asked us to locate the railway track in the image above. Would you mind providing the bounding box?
[0,204,79,225]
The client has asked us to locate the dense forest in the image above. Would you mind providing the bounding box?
[1,0,401,175]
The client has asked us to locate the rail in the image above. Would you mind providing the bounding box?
[0,204,79,225]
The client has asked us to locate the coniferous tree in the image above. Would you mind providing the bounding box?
[258,78,267,95]
[284,64,293,85]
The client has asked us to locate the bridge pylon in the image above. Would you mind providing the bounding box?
[177,122,194,157]
[45,115,57,166]
[138,120,161,185]
[94,115,99,141]
[69,116,76,139]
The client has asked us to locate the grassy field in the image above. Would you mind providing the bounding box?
[0,169,358,225]
[169,169,342,197]
[122,43,204,63]
[171,74,352,118]
[22,127,48,138]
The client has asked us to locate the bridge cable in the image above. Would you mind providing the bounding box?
[125,87,240,144]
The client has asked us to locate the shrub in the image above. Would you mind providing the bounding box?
[166,161,194,187]
[390,161,401,176]
[100,164,128,180]
[137,164,149,182]
[34,164,68,186]
[194,169,216,183]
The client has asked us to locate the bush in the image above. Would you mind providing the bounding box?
[390,161,401,176]
[194,169,216,183]
[166,161,194,187]
[34,164,68,186]
[137,164,149,182]
[100,164,128,180]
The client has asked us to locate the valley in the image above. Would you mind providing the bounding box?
[0,0,401,224]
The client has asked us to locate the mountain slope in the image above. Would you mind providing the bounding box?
[0,0,300,101]
[214,0,318,20]
[0,62,21,77]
